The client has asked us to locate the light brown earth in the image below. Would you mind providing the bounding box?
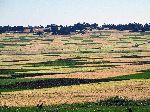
[27,64,150,79]
[0,31,150,107]
[0,79,150,107]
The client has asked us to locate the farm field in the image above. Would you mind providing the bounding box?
[1,96,150,112]
[0,30,150,111]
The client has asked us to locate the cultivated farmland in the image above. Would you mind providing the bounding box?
[0,30,150,111]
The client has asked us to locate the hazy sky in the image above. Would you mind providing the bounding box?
[0,0,150,26]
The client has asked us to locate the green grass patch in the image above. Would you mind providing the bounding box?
[42,39,53,41]
[0,96,150,112]
[31,59,79,67]
[64,43,77,45]
[132,39,147,41]
[109,49,149,53]
[129,36,142,39]
[0,44,5,48]
[107,70,150,80]
[124,34,144,36]
[0,69,38,75]
[90,35,100,38]
[0,43,31,47]
[1,106,149,112]
[72,37,83,40]
[30,58,109,67]
[116,42,130,43]
[0,69,44,78]
[141,32,150,35]
[0,78,109,92]
[80,50,98,53]
[0,78,48,86]
[82,40,93,42]
[0,36,32,43]
[0,38,19,42]
[19,36,32,42]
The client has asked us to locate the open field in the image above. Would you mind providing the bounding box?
[0,31,150,79]
[1,96,150,112]
[1,79,150,107]
[0,30,150,110]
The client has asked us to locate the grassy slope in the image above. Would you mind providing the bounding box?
[1,106,150,112]
[0,97,150,112]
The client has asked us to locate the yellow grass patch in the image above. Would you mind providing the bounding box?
[0,79,150,107]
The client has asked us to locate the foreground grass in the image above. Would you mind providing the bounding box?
[1,106,150,112]
[0,79,149,107]
[0,97,150,112]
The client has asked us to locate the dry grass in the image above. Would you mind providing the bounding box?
[0,31,150,107]
[28,64,150,79]
[0,79,150,107]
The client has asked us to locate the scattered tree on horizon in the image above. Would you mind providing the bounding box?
[0,22,150,35]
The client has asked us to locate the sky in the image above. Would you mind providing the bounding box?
[0,0,150,26]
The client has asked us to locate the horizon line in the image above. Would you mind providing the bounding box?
[1,22,150,27]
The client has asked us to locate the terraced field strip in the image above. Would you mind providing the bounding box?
[0,97,150,112]
[0,69,149,92]
[28,64,150,79]
[0,79,150,107]
[0,31,150,79]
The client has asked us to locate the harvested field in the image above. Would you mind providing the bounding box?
[0,79,150,107]
[0,31,150,108]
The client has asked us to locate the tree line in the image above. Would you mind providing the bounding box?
[0,22,150,35]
